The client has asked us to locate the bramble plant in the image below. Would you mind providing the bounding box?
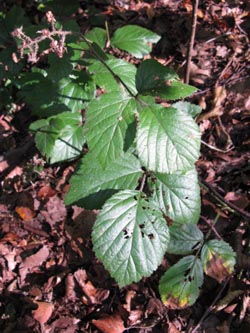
[6,3,236,309]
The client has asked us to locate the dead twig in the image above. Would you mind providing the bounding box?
[200,180,250,222]
[188,277,231,333]
[185,0,199,84]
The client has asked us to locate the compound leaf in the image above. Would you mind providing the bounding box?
[159,256,203,309]
[65,152,142,209]
[201,240,236,283]
[85,92,136,168]
[111,25,161,58]
[137,105,201,173]
[167,224,204,255]
[149,169,201,224]
[92,190,169,287]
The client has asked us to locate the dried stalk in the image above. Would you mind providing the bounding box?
[185,0,199,84]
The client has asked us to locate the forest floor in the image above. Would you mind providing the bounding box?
[0,1,250,332]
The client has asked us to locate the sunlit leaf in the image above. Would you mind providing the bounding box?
[65,152,142,209]
[89,58,137,94]
[149,169,201,224]
[111,25,161,58]
[92,190,169,287]
[85,92,136,167]
[85,28,107,48]
[137,105,201,173]
[172,101,202,118]
[31,112,85,163]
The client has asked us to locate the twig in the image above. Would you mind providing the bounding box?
[185,0,199,84]
[201,140,234,153]
[200,180,250,222]
[139,173,147,192]
[200,215,222,240]
[188,277,230,333]
[78,33,137,97]
[204,32,232,44]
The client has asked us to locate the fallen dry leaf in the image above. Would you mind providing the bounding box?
[197,86,227,121]
[40,196,67,228]
[19,245,50,285]
[224,192,249,210]
[127,310,143,326]
[74,269,109,305]
[32,301,54,324]
[38,185,56,199]
[81,281,110,305]
[15,206,36,221]
[92,313,125,333]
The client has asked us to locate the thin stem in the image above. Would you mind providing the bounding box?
[77,33,137,98]
[200,180,250,222]
[185,0,199,84]
[205,212,221,240]
[139,173,147,192]
[201,140,234,153]
[105,20,111,48]
[188,277,230,333]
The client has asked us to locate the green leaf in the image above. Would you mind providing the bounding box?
[173,101,202,118]
[159,256,203,309]
[17,71,95,116]
[57,72,95,112]
[201,240,236,283]
[136,59,178,94]
[47,53,73,81]
[31,112,85,163]
[89,58,137,94]
[135,59,196,100]
[92,190,169,287]
[149,169,201,224]
[85,28,107,48]
[167,224,204,255]
[111,25,161,58]
[65,152,142,209]
[137,105,201,173]
[157,81,197,100]
[30,119,56,160]
[49,113,84,163]
[85,92,136,167]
